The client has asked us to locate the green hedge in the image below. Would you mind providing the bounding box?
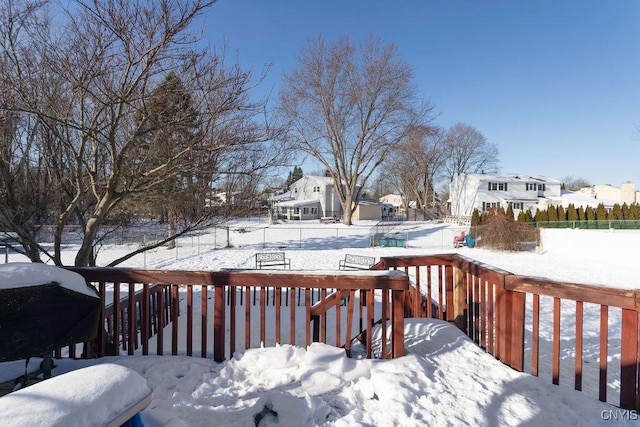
[533,220,640,230]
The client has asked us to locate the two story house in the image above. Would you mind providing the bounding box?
[271,175,388,221]
[449,173,562,217]
[270,176,344,220]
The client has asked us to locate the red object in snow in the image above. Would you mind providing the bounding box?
[453,231,466,248]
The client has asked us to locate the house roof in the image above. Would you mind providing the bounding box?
[293,175,355,188]
[268,191,292,202]
[306,175,334,185]
[464,173,562,185]
[274,199,320,208]
[358,199,384,206]
[554,191,618,208]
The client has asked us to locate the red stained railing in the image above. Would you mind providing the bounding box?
[66,267,409,362]
[61,253,640,411]
[373,254,640,411]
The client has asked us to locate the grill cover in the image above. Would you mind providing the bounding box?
[0,280,101,362]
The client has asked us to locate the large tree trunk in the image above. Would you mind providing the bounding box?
[167,210,176,250]
[342,194,354,226]
[75,196,115,266]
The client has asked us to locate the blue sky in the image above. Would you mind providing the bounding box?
[200,1,640,186]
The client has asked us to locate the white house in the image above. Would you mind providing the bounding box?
[270,176,344,220]
[583,182,638,205]
[379,194,405,216]
[271,175,388,221]
[449,173,562,217]
[554,182,639,211]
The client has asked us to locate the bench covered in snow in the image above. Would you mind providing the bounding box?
[255,252,291,269]
[0,363,152,427]
[339,254,376,270]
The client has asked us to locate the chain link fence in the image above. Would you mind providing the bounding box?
[1,220,469,267]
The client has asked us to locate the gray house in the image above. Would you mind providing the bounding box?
[271,176,343,220]
[271,175,387,221]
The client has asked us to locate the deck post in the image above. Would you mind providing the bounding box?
[213,285,226,362]
[509,290,526,372]
[619,308,639,410]
[445,265,455,321]
[392,289,405,358]
[453,266,466,332]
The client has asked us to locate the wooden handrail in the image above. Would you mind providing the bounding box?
[61,255,639,412]
[66,267,410,362]
[375,254,640,411]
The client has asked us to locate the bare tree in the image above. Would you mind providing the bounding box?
[562,176,591,190]
[0,0,287,266]
[278,35,429,225]
[382,125,448,213]
[443,123,499,184]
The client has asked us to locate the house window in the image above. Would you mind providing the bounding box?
[488,182,507,191]
[294,187,298,193]
[526,183,544,191]
[508,202,523,210]
[313,186,320,192]
[482,202,500,211]
[303,207,308,214]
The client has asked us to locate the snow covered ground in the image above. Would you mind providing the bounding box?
[1,220,639,426]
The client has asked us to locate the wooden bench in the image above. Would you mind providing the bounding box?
[255,252,291,269]
[339,254,376,270]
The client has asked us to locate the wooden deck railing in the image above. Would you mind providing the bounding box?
[59,254,640,411]
[373,254,640,411]
[102,284,172,355]
[65,267,410,362]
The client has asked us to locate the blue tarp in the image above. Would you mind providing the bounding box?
[464,235,475,248]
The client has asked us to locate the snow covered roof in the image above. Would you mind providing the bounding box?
[268,191,292,202]
[306,175,334,185]
[293,175,356,188]
[357,199,383,206]
[555,191,618,208]
[465,173,562,184]
[275,199,320,207]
